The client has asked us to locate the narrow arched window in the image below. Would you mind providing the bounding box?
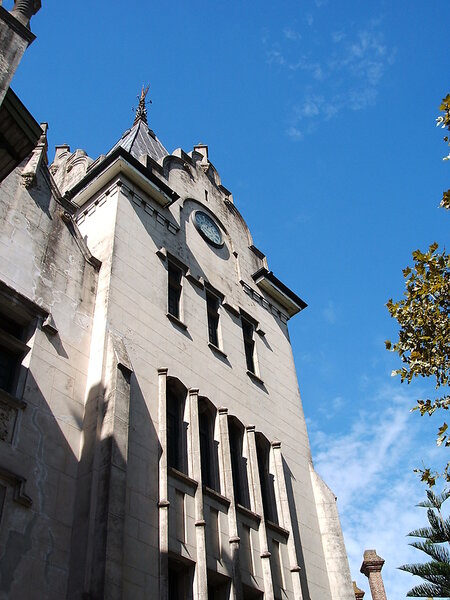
[168,260,183,319]
[241,317,255,374]
[256,433,278,524]
[206,291,220,347]
[228,417,250,509]
[166,379,187,473]
[199,398,219,490]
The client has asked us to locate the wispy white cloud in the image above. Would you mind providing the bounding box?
[283,27,301,41]
[317,394,346,420]
[323,300,337,324]
[266,48,286,67]
[263,17,395,140]
[332,30,346,43]
[311,382,444,598]
[288,58,324,81]
[287,126,304,140]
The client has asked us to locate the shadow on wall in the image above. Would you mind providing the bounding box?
[0,360,161,599]
[282,456,312,600]
[0,373,79,599]
[68,370,161,599]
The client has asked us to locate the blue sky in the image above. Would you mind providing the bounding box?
[10,0,450,596]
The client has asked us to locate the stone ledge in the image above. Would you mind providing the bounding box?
[166,313,188,330]
[203,485,231,509]
[168,466,198,491]
[246,370,264,386]
[208,342,228,360]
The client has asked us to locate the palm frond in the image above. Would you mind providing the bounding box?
[400,488,450,597]
[406,580,450,597]
[400,559,450,579]
[417,488,450,509]
[408,541,450,564]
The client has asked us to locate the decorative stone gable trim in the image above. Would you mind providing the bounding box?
[241,280,289,324]
[76,180,179,237]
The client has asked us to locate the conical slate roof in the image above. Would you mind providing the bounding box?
[107,119,168,163]
[107,86,168,163]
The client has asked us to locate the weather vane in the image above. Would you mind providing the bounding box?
[132,84,152,126]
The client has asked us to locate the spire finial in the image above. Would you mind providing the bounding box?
[133,85,151,126]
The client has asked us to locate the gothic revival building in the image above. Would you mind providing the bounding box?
[0,4,354,599]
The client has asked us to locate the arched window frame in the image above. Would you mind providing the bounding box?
[166,378,188,474]
[256,432,278,525]
[228,416,250,509]
[198,397,220,492]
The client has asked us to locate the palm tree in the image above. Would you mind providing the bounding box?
[399,488,450,597]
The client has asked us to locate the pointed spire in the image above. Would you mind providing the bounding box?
[133,85,151,126]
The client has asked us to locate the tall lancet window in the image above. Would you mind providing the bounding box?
[241,317,256,374]
[256,433,278,524]
[166,379,187,473]
[168,261,183,320]
[228,416,250,509]
[198,398,219,491]
[206,291,220,348]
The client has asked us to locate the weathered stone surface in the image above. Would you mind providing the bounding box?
[0,36,354,598]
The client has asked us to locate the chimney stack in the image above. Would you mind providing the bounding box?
[360,549,387,600]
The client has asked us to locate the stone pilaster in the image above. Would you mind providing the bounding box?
[360,549,387,600]
[271,440,304,599]
[188,388,208,600]
[88,333,133,599]
[217,407,243,600]
[158,368,169,600]
[246,425,275,600]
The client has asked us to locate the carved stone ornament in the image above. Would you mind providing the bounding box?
[10,0,41,27]
[0,402,16,443]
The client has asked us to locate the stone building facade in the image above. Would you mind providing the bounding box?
[0,6,355,600]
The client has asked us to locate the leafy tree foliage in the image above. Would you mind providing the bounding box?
[399,488,450,598]
[386,96,450,486]
[437,94,450,210]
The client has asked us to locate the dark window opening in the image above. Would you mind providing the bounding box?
[167,387,186,473]
[207,570,230,600]
[0,310,29,395]
[256,435,278,524]
[206,291,220,347]
[168,262,182,319]
[207,575,229,600]
[199,399,219,491]
[242,318,255,373]
[271,540,284,599]
[199,411,213,488]
[229,417,250,509]
[168,562,192,600]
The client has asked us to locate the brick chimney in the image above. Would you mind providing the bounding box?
[353,581,365,600]
[360,549,387,600]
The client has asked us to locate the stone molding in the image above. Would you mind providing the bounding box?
[241,280,289,324]
[0,466,32,507]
